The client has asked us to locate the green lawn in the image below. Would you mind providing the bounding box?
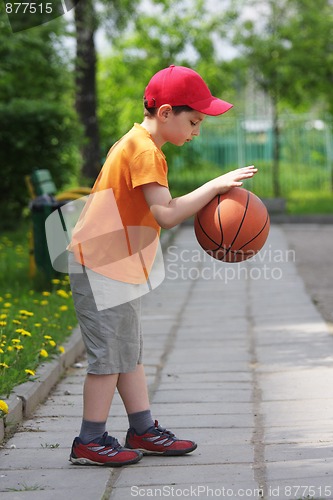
[0,226,77,398]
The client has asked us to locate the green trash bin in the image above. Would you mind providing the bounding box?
[30,194,63,279]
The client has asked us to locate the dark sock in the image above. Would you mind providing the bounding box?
[79,419,106,444]
[128,409,154,434]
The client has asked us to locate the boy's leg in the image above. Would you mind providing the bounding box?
[120,364,197,456]
[83,373,118,422]
[117,364,155,434]
[117,364,149,414]
[78,373,118,444]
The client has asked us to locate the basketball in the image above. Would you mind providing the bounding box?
[194,187,270,262]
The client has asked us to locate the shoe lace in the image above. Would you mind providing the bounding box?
[99,432,121,449]
[154,420,175,438]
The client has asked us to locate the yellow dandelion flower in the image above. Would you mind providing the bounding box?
[42,291,51,296]
[59,305,68,312]
[43,335,52,340]
[58,346,65,354]
[40,300,48,306]
[56,290,69,299]
[14,345,24,350]
[19,310,34,317]
[12,319,21,325]
[0,348,4,354]
[3,302,11,308]
[0,321,7,327]
[42,317,49,322]
[51,279,60,285]
[0,362,9,369]
[49,340,56,348]
[7,346,13,352]
[0,313,7,319]
[25,369,35,376]
[15,328,24,333]
[33,299,39,304]
[4,293,12,299]
[54,313,60,318]
[39,349,48,358]
[12,338,21,344]
[0,400,9,415]
[34,323,42,327]
[21,330,32,337]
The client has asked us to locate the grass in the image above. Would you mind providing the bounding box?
[0,225,77,399]
[287,190,333,214]
[168,159,333,215]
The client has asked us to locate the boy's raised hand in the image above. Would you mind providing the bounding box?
[213,165,258,194]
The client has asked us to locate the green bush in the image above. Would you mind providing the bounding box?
[0,99,82,229]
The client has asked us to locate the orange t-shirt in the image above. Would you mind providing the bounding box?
[69,124,168,283]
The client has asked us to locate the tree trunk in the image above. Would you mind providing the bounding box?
[74,0,100,180]
[272,95,280,198]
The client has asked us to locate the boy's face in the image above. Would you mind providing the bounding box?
[162,109,206,147]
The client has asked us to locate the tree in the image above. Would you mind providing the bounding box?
[74,0,140,179]
[230,0,333,195]
[0,4,81,228]
[97,0,239,151]
[74,0,100,179]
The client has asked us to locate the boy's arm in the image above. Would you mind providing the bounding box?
[142,165,257,229]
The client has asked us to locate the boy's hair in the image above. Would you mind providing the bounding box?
[143,101,194,118]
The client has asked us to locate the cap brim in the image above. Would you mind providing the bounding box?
[190,97,233,116]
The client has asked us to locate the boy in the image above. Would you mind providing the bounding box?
[68,65,257,466]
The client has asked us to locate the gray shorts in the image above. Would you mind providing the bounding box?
[68,253,143,374]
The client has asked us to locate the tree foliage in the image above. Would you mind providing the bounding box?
[0,6,81,228]
[97,0,241,153]
[228,0,333,195]
[230,0,333,113]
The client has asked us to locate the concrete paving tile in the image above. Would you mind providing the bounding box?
[113,463,255,487]
[160,371,252,383]
[151,401,253,415]
[0,447,70,470]
[138,413,254,429]
[152,388,252,404]
[0,468,111,499]
[157,381,251,391]
[265,442,333,462]
[163,361,250,373]
[185,427,253,445]
[264,425,333,445]
[260,369,333,401]
[262,400,333,427]
[265,458,333,481]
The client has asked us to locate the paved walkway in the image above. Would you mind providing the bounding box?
[1,225,333,500]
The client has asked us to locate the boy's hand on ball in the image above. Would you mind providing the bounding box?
[213,166,257,195]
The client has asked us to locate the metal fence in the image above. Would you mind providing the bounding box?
[183,114,333,197]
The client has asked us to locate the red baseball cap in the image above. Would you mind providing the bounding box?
[144,65,233,116]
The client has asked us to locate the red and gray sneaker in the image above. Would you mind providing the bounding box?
[125,420,197,456]
[69,432,143,466]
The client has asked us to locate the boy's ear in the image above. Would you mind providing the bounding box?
[157,104,173,121]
